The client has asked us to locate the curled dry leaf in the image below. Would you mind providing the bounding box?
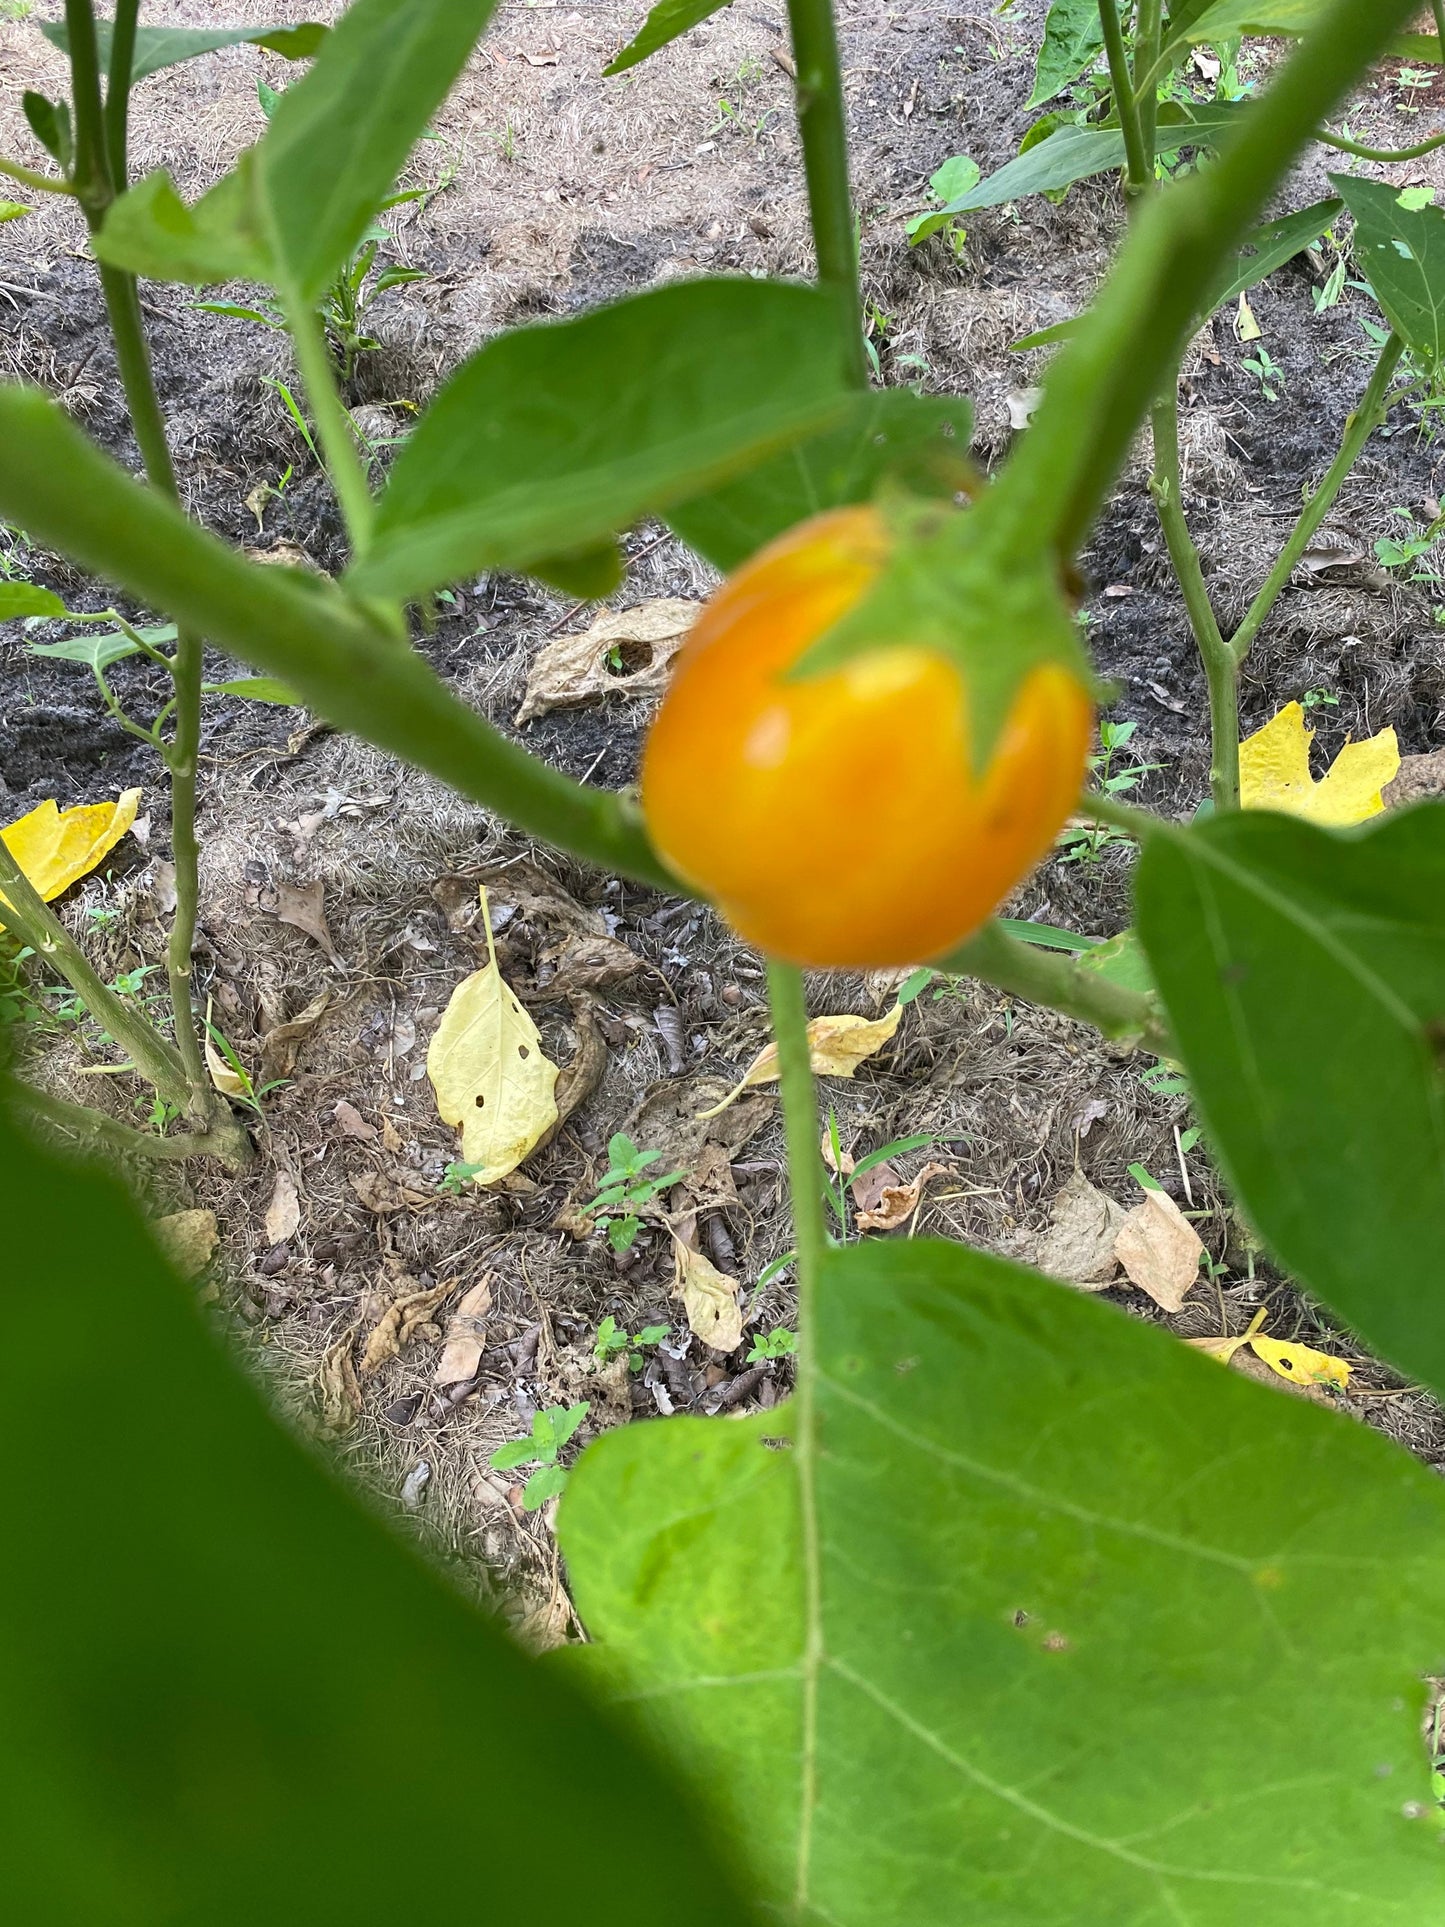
[263,1170,302,1247]
[259,988,331,1083]
[360,1275,455,1376]
[0,787,141,921]
[150,1207,217,1277]
[1113,1187,1204,1313]
[434,859,604,941]
[699,1004,904,1120]
[856,1161,954,1234]
[672,1234,744,1354]
[203,998,249,1100]
[435,1275,494,1387]
[270,877,338,960]
[1033,1171,1127,1289]
[332,1098,377,1140]
[349,1168,429,1215]
[316,1333,362,1436]
[515,598,698,724]
[1240,701,1399,827]
[426,889,560,1185]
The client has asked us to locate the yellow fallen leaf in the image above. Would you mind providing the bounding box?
[1233,290,1262,342]
[150,1208,218,1276]
[697,1004,903,1120]
[1187,1307,1266,1366]
[203,996,250,1099]
[1248,1335,1351,1390]
[1240,702,1399,827]
[0,788,141,920]
[427,887,559,1184]
[671,1235,744,1353]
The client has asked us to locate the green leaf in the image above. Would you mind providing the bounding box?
[940,105,1240,213]
[21,91,70,169]
[96,0,501,305]
[1332,174,1445,371]
[203,676,300,704]
[562,1236,1445,1923]
[1135,805,1445,1397]
[531,540,626,601]
[1074,925,1155,996]
[997,916,1099,953]
[1178,0,1440,61]
[0,1092,756,1925]
[523,1462,569,1509]
[490,1438,541,1471]
[351,280,856,602]
[1029,0,1105,108]
[604,0,732,76]
[0,582,66,621]
[0,203,30,224]
[668,389,973,573]
[40,19,327,84]
[28,624,176,672]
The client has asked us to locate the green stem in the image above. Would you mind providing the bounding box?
[1085,789,1158,839]
[1317,126,1445,163]
[938,920,1171,1053]
[785,0,868,387]
[163,631,212,1116]
[1228,331,1404,668]
[995,0,1419,565]
[62,0,110,214]
[0,388,675,892]
[1435,1,1445,50]
[1099,0,1150,193]
[0,153,75,196]
[1133,0,1163,180]
[103,0,139,190]
[283,294,375,559]
[8,1080,217,1163]
[0,840,190,1107]
[764,959,826,1919]
[1149,381,1239,807]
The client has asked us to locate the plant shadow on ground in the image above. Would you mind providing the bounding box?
[2,0,1445,1630]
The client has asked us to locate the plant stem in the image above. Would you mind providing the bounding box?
[938,919,1172,1053]
[62,0,111,213]
[162,632,212,1114]
[284,293,375,559]
[1318,126,1445,163]
[1099,0,1150,193]
[1435,1,1445,50]
[1132,0,1163,181]
[1150,381,1239,806]
[9,1080,214,1162]
[785,0,868,387]
[103,0,139,189]
[1228,330,1405,668]
[764,959,826,1919]
[0,153,75,196]
[0,840,191,1107]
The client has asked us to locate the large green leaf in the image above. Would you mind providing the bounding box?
[40,19,326,84]
[349,280,857,601]
[0,582,66,620]
[1182,0,1434,57]
[1333,174,1445,372]
[666,389,974,572]
[604,0,733,76]
[96,0,500,304]
[1136,805,1445,1397]
[0,1090,756,1923]
[942,105,1240,213]
[563,1237,1445,1924]
[1029,0,1105,108]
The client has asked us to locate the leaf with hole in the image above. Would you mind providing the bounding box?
[561,1236,1445,1923]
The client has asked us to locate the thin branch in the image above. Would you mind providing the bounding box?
[283,294,376,561]
[0,153,75,196]
[8,1080,216,1162]
[938,918,1172,1054]
[61,0,111,213]
[104,0,140,189]
[1099,0,1150,194]
[785,0,868,387]
[1228,331,1405,668]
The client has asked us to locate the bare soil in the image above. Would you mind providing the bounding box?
[4,1,1445,1620]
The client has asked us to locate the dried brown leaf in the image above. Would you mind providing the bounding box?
[263,1170,302,1246]
[150,1208,218,1276]
[360,1275,455,1376]
[270,878,337,960]
[1034,1171,1127,1289]
[516,599,697,723]
[1114,1188,1204,1313]
[855,1161,953,1233]
[672,1236,744,1354]
[259,988,331,1082]
[333,1099,377,1140]
[316,1334,362,1435]
[435,1275,494,1387]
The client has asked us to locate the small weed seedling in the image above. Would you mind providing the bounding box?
[905,154,981,256]
[1241,345,1285,402]
[823,1109,942,1238]
[1059,720,1163,863]
[594,1315,671,1371]
[581,1134,686,1252]
[489,1401,590,1509]
[746,1326,799,1364]
[438,1160,485,1194]
[201,1018,287,1119]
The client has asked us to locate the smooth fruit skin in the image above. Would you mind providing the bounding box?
[641,505,1094,968]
